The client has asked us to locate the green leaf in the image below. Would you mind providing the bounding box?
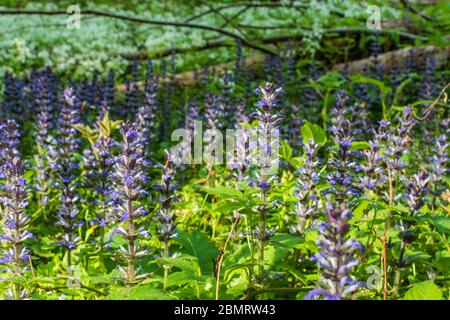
[289,157,304,170]
[392,78,411,106]
[410,100,445,108]
[107,232,128,249]
[82,274,115,285]
[352,199,371,221]
[432,251,450,274]
[108,285,176,300]
[166,271,199,288]
[421,215,450,233]
[301,121,327,146]
[316,71,345,87]
[279,140,293,162]
[276,263,308,285]
[224,262,257,280]
[176,231,219,276]
[265,234,302,264]
[430,216,450,233]
[392,204,410,214]
[206,186,242,199]
[351,74,392,96]
[403,281,443,300]
[269,233,302,249]
[155,255,196,273]
[72,123,97,148]
[350,141,370,150]
[215,201,244,213]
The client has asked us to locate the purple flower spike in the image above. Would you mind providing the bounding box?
[306,202,364,300]
[0,157,34,299]
[109,122,149,285]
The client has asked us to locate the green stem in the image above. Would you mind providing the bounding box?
[258,189,267,282]
[13,210,22,300]
[127,198,136,287]
[163,241,169,289]
[393,241,406,297]
[361,206,378,270]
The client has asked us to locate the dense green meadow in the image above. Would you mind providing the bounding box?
[0,0,449,300]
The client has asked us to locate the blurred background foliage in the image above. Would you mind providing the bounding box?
[0,0,448,81]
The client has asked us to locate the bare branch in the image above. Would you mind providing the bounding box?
[121,27,427,61]
[121,38,234,60]
[195,0,248,39]
[400,0,435,22]
[185,2,238,23]
[220,5,250,29]
[185,1,311,23]
[237,23,306,30]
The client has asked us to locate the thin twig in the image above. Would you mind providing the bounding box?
[185,2,239,23]
[195,0,247,39]
[416,82,450,120]
[220,5,250,29]
[238,23,306,30]
[215,214,240,300]
[400,0,435,22]
[184,1,347,23]
[39,275,107,297]
[258,286,314,293]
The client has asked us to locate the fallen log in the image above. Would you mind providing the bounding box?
[116,55,264,91]
[117,45,449,92]
[333,45,450,74]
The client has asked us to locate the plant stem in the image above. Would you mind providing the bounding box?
[127,197,136,287]
[13,211,21,300]
[67,248,72,272]
[215,214,240,300]
[393,239,406,297]
[361,206,378,270]
[258,186,267,282]
[163,240,169,289]
[383,164,394,300]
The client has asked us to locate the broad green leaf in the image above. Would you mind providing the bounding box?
[392,78,411,106]
[206,186,243,199]
[156,256,197,273]
[279,140,293,162]
[166,271,199,288]
[432,251,450,274]
[301,121,327,146]
[289,157,304,170]
[351,74,392,96]
[176,231,219,276]
[108,285,176,300]
[265,244,293,265]
[107,232,128,249]
[403,281,443,300]
[269,233,302,249]
[215,201,244,213]
[430,216,450,233]
[276,263,308,285]
[392,204,410,214]
[352,199,371,221]
[350,141,370,150]
[316,71,345,87]
[81,274,115,285]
